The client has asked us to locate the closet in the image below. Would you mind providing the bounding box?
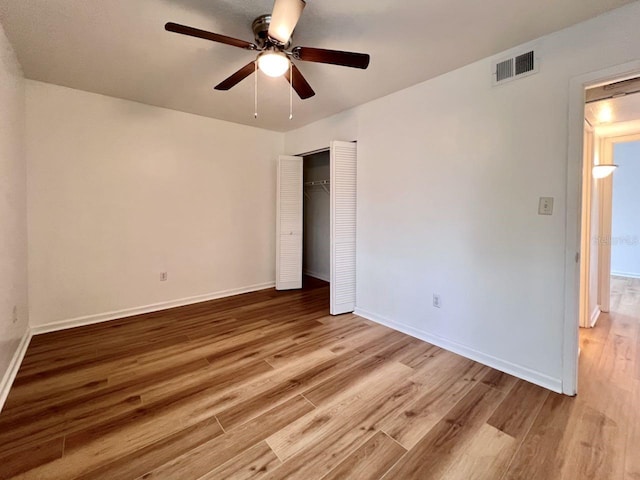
[303,151,330,282]
[275,141,356,315]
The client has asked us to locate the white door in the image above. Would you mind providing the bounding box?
[276,155,303,290]
[330,141,357,315]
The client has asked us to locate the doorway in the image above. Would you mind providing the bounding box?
[580,80,640,330]
[275,141,357,315]
[573,73,640,394]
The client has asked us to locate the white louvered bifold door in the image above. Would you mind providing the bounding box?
[330,141,357,315]
[276,155,303,290]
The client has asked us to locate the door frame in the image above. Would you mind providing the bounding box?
[597,138,613,315]
[564,59,640,395]
[579,124,595,329]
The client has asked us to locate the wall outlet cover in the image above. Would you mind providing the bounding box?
[538,197,554,215]
[433,294,442,308]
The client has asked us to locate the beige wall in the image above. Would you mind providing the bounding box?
[26,81,284,327]
[0,23,28,395]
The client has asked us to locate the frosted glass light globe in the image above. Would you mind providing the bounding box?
[258,51,290,77]
[592,165,618,179]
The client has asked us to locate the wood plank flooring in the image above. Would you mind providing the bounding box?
[1,275,639,479]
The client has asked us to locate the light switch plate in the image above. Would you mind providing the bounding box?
[538,197,554,215]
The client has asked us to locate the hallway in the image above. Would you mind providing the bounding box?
[576,275,640,478]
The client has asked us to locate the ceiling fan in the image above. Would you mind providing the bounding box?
[165,0,370,100]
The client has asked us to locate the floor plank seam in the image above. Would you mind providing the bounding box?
[300,393,317,408]
[379,428,407,452]
[399,373,496,451]
[479,366,514,395]
[214,415,226,434]
[376,431,411,480]
[315,429,381,480]
[265,438,285,464]
[497,389,552,480]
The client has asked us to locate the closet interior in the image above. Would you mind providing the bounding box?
[303,150,330,283]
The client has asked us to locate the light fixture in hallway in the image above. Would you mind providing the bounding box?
[593,163,618,178]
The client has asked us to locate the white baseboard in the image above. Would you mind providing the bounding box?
[589,305,601,328]
[611,271,640,280]
[354,307,563,394]
[31,282,275,335]
[304,270,330,282]
[0,328,33,412]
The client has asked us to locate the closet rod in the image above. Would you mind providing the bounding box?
[303,179,329,195]
[303,180,330,187]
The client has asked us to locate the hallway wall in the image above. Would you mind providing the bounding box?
[611,140,640,278]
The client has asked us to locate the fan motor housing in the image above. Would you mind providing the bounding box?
[252,14,292,49]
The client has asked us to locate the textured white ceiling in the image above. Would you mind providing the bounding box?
[586,93,640,127]
[0,0,635,132]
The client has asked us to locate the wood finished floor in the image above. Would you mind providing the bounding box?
[1,276,639,479]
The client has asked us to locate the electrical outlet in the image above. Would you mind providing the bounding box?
[12,305,18,323]
[160,272,168,281]
[433,294,442,308]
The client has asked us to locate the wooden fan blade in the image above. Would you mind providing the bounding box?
[284,63,315,99]
[165,22,257,50]
[292,46,370,69]
[215,62,256,91]
[268,0,306,44]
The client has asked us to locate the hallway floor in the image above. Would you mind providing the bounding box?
[576,275,640,479]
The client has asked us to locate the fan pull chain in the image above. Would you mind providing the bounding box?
[254,60,258,119]
[289,61,293,120]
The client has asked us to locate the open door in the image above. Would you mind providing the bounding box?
[276,155,303,290]
[330,141,357,315]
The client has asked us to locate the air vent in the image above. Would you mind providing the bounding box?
[515,51,534,75]
[496,58,514,82]
[493,50,538,85]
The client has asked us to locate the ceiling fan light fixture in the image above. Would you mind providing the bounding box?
[165,0,368,105]
[257,51,290,77]
[592,164,618,179]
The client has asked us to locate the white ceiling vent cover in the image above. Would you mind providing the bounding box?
[493,50,538,85]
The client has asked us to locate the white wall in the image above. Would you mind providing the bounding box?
[287,110,358,156]
[27,81,284,327]
[0,24,28,393]
[284,2,640,391]
[611,140,640,278]
[303,151,330,281]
